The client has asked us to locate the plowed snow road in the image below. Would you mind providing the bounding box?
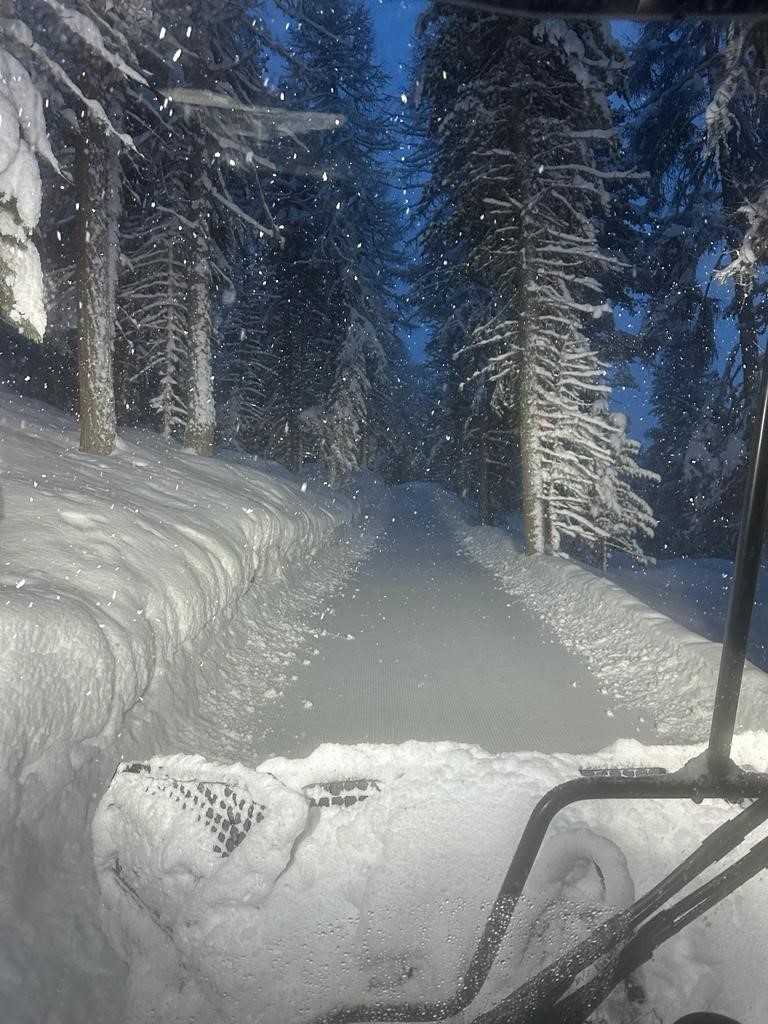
[249,486,647,758]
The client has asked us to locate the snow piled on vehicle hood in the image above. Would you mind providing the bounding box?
[93,736,768,1024]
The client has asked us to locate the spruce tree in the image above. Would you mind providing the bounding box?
[630,22,768,555]
[416,11,654,559]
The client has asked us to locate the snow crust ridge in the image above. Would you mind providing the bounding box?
[453,513,768,741]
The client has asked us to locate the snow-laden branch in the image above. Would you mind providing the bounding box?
[202,175,277,239]
[38,0,147,85]
[4,21,133,146]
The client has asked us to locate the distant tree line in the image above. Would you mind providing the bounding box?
[2,3,767,565]
[0,0,416,484]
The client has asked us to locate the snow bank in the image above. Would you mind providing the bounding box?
[93,735,768,1024]
[0,387,356,834]
[455,519,768,741]
[608,555,768,673]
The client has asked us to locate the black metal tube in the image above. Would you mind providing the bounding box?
[441,0,768,20]
[547,832,768,1024]
[473,793,768,1024]
[312,770,768,1024]
[708,352,768,775]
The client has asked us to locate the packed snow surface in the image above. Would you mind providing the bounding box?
[236,483,647,758]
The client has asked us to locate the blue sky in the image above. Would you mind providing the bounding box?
[369,0,424,89]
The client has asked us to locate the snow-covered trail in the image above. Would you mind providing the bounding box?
[246,485,648,759]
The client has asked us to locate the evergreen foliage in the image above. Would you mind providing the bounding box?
[629,22,768,556]
[226,0,407,484]
[5,2,768,567]
[415,9,655,562]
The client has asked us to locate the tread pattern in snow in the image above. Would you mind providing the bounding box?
[120,762,264,857]
[303,778,382,808]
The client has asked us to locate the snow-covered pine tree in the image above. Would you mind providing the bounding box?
[709,22,768,282]
[118,0,282,456]
[411,15,515,522]
[0,35,57,341]
[537,333,615,556]
[303,310,386,488]
[457,311,521,523]
[215,256,275,450]
[4,0,148,453]
[119,210,189,435]
[514,310,658,563]
[640,225,719,555]
[588,408,659,568]
[683,341,750,554]
[417,11,652,557]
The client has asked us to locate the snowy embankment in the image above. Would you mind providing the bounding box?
[455,519,768,741]
[609,555,768,673]
[0,389,358,825]
[0,388,381,1024]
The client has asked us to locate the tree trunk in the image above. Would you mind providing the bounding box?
[285,340,302,473]
[520,338,545,555]
[74,119,116,456]
[285,304,304,474]
[477,398,490,525]
[706,23,761,413]
[184,160,215,456]
[160,237,178,437]
[734,285,759,409]
[104,106,133,425]
[450,362,466,496]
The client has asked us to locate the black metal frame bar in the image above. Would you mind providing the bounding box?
[472,792,768,1023]
[440,0,768,20]
[707,350,768,773]
[313,773,768,1024]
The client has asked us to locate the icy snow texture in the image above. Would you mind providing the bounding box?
[94,736,768,1024]
[457,518,768,741]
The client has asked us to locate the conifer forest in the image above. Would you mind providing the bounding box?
[2,2,768,568]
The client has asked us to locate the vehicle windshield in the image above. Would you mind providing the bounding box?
[2,2,768,1023]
